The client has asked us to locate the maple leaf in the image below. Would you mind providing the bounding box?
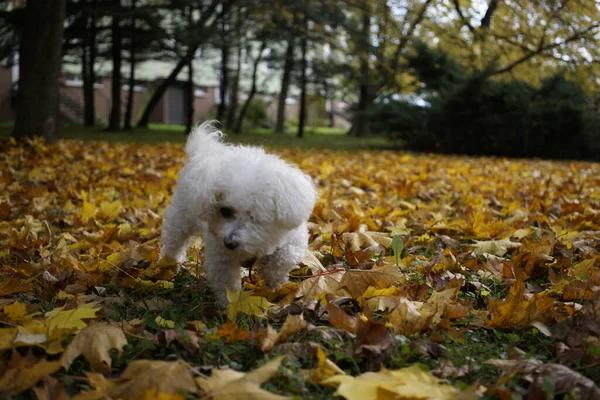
[487,359,600,399]
[287,270,344,302]
[342,226,392,252]
[0,328,17,350]
[3,301,29,323]
[61,321,127,373]
[45,303,101,334]
[111,360,198,399]
[322,364,457,400]
[338,266,407,298]
[227,289,275,322]
[0,351,61,396]
[71,372,117,400]
[472,238,522,256]
[310,345,346,383]
[211,321,250,343]
[196,355,288,399]
[256,313,307,351]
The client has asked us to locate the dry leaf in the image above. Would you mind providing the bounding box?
[61,321,128,373]
[196,355,288,399]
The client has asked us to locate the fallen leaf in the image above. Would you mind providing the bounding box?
[196,355,288,399]
[0,352,61,397]
[227,290,275,322]
[61,321,127,373]
[322,364,457,400]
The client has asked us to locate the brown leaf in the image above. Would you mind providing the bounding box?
[112,360,198,398]
[353,320,394,368]
[61,321,127,373]
[0,352,61,397]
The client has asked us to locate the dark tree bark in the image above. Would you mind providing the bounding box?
[12,0,66,141]
[297,17,308,139]
[480,0,500,28]
[185,59,194,134]
[137,49,195,128]
[225,15,242,130]
[325,80,334,128]
[123,0,137,130]
[216,15,230,123]
[108,0,122,131]
[137,0,227,129]
[350,3,371,137]
[234,40,266,134]
[82,0,97,126]
[275,36,295,134]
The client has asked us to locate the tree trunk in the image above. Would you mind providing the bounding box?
[351,3,371,137]
[234,40,266,134]
[297,18,308,139]
[275,37,295,134]
[123,0,136,130]
[225,18,242,130]
[108,0,122,131]
[12,0,66,141]
[136,0,227,128]
[82,0,97,126]
[186,59,194,134]
[137,49,196,128]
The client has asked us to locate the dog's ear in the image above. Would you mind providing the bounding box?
[273,169,317,229]
[179,161,219,220]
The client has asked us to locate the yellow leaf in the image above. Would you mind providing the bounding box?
[196,355,288,400]
[322,364,457,400]
[155,316,175,328]
[3,301,29,323]
[0,352,62,396]
[0,328,17,350]
[46,303,101,338]
[258,314,307,351]
[99,200,122,221]
[71,372,117,400]
[311,346,345,383]
[81,201,96,223]
[112,360,197,398]
[226,290,274,322]
[61,321,128,373]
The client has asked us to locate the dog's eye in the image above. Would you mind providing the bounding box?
[220,207,235,218]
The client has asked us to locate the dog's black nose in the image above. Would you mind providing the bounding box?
[224,239,239,250]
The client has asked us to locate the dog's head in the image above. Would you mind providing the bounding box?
[184,149,317,258]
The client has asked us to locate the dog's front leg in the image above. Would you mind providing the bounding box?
[159,200,200,265]
[204,241,242,306]
[260,225,309,290]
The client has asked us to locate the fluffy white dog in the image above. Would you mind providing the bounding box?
[160,122,317,305]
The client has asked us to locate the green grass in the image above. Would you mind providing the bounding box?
[0,121,397,151]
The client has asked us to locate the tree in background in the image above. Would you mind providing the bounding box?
[107,0,123,131]
[12,0,67,140]
[137,0,233,128]
[428,0,599,95]
[344,0,433,137]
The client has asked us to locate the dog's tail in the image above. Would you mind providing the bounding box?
[185,121,225,158]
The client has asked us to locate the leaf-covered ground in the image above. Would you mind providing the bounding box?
[1,137,599,399]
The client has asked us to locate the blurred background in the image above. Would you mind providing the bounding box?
[1,0,598,159]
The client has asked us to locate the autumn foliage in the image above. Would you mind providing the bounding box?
[1,137,599,399]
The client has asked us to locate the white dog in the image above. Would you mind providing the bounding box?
[159,122,317,305]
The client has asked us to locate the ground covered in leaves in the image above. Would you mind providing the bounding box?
[1,137,599,400]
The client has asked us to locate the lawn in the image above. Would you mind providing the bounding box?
[0,122,396,151]
[0,130,599,399]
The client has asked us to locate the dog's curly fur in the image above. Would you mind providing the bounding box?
[160,122,317,305]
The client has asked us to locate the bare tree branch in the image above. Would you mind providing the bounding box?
[480,0,500,28]
[490,23,599,75]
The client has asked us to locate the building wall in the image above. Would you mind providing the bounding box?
[0,67,14,121]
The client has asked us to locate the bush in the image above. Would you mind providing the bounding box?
[371,43,597,160]
[245,98,270,128]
